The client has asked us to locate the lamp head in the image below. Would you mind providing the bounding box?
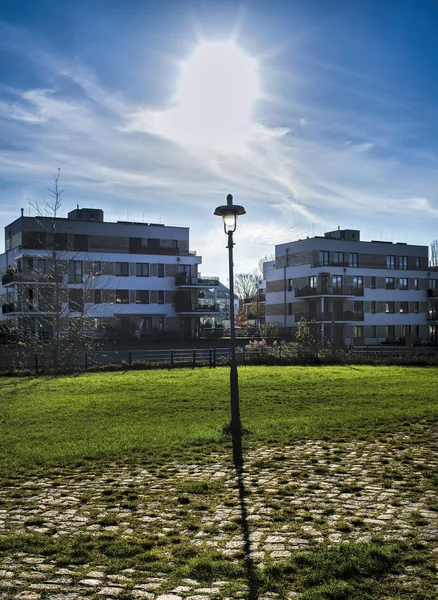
[214,193,246,233]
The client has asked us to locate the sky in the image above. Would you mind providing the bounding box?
[0,0,438,283]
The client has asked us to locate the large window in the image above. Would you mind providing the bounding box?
[399,277,408,290]
[92,261,102,276]
[371,276,376,289]
[94,290,102,304]
[414,302,420,314]
[115,262,129,277]
[429,279,437,289]
[136,263,149,277]
[402,325,412,337]
[349,253,358,267]
[136,290,150,304]
[399,256,408,270]
[288,278,293,291]
[332,275,343,290]
[319,251,329,266]
[399,301,409,313]
[371,301,376,314]
[385,277,395,290]
[387,255,395,269]
[353,275,363,291]
[385,302,395,313]
[353,326,363,338]
[69,289,84,312]
[158,290,165,304]
[333,252,344,265]
[414,278,419,290]
[157,263,165,277]
[309,276,317,288]
[68,261,83,284]
[116,290,129,304]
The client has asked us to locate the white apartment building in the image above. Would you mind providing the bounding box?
[0,207,219,339]
[264,229,436,346]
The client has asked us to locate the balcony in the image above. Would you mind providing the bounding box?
[427,289,438,298]
[295,286,363,298]
[175,273,220,287]
[175,303,220,315]
[2,270,62,286]
[294,311,364,322]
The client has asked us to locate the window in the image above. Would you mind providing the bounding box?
[399,277,408,290]
[349,253,358,267]
[371,301,376,314]
[415,257,421,268]
[429,279,437,289]
[136,290,150,304]
[157,316,165,330]
[288,302,293,315]
[399,256,407,270]
[385,302,395,313]
[116,290,129,304]
[158,290,165,304]
[171,240,178,249]
[402,325,412,337]
[334,252,344,265]
[74,234,88,251]
[309,276,317,288]
[371,325,377,338]
[140,316,152,331]
[414,302,420,314]
[400,301,409,313]
[94,290,102,304]
[353,326,363,338]
[387,255,395,269]
[68,261,83,283]
[385,277,395,290]
[332,275,343,290]
[37,258,47,273]
[157,263,165,277]
[69,289,84,312]
[414,278,419,290]
[353,275,363,290]
[371,276,376,289]
[319,251,329,266]
[136,263,149,277]
[386,325,395,339]
[354,301,364,320]
[288,278,293,291]
[428,302,437,320]
[115,262,129,277]
[148,238,160,249]
[92,261,102,276]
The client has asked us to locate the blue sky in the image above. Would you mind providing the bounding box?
[0,0,437,281]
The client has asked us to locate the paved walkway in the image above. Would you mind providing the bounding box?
[1,423,437,599]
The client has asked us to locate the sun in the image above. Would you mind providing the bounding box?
[155,42,259,150]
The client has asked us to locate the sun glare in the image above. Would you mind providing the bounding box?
[156,42,259,150]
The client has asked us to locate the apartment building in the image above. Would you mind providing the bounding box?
[264,229,436,346]
[0,207,219,339]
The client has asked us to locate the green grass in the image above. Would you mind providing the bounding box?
[0,365,436,472]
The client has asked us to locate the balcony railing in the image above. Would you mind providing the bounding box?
[295,286,363,297]
[175,274,220,287]
[2,270,62,286]
[294,311,364,322]
[175,303,220,313]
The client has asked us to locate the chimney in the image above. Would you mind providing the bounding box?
[21,208,24,217]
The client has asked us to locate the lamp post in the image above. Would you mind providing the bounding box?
[214,194,246,446]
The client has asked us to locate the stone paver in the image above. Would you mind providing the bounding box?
[0,423,437,598]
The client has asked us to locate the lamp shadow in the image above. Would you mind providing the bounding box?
[232,428,259,600]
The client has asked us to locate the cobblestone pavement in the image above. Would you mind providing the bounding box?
[1,424,437,599]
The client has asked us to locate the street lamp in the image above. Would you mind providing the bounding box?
[214,194,246,452]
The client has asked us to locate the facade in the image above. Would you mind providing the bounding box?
[264,229,437,346]
[0,207,219,339]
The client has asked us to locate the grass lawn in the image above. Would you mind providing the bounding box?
[0,365,437,599]
[0,364,436,472]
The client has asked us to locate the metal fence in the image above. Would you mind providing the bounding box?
[0,344,437,375]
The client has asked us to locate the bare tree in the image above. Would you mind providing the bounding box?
[234,272,258,300]
[430,240,438,267]
[3,170,101,370]
[255,253,275,281]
